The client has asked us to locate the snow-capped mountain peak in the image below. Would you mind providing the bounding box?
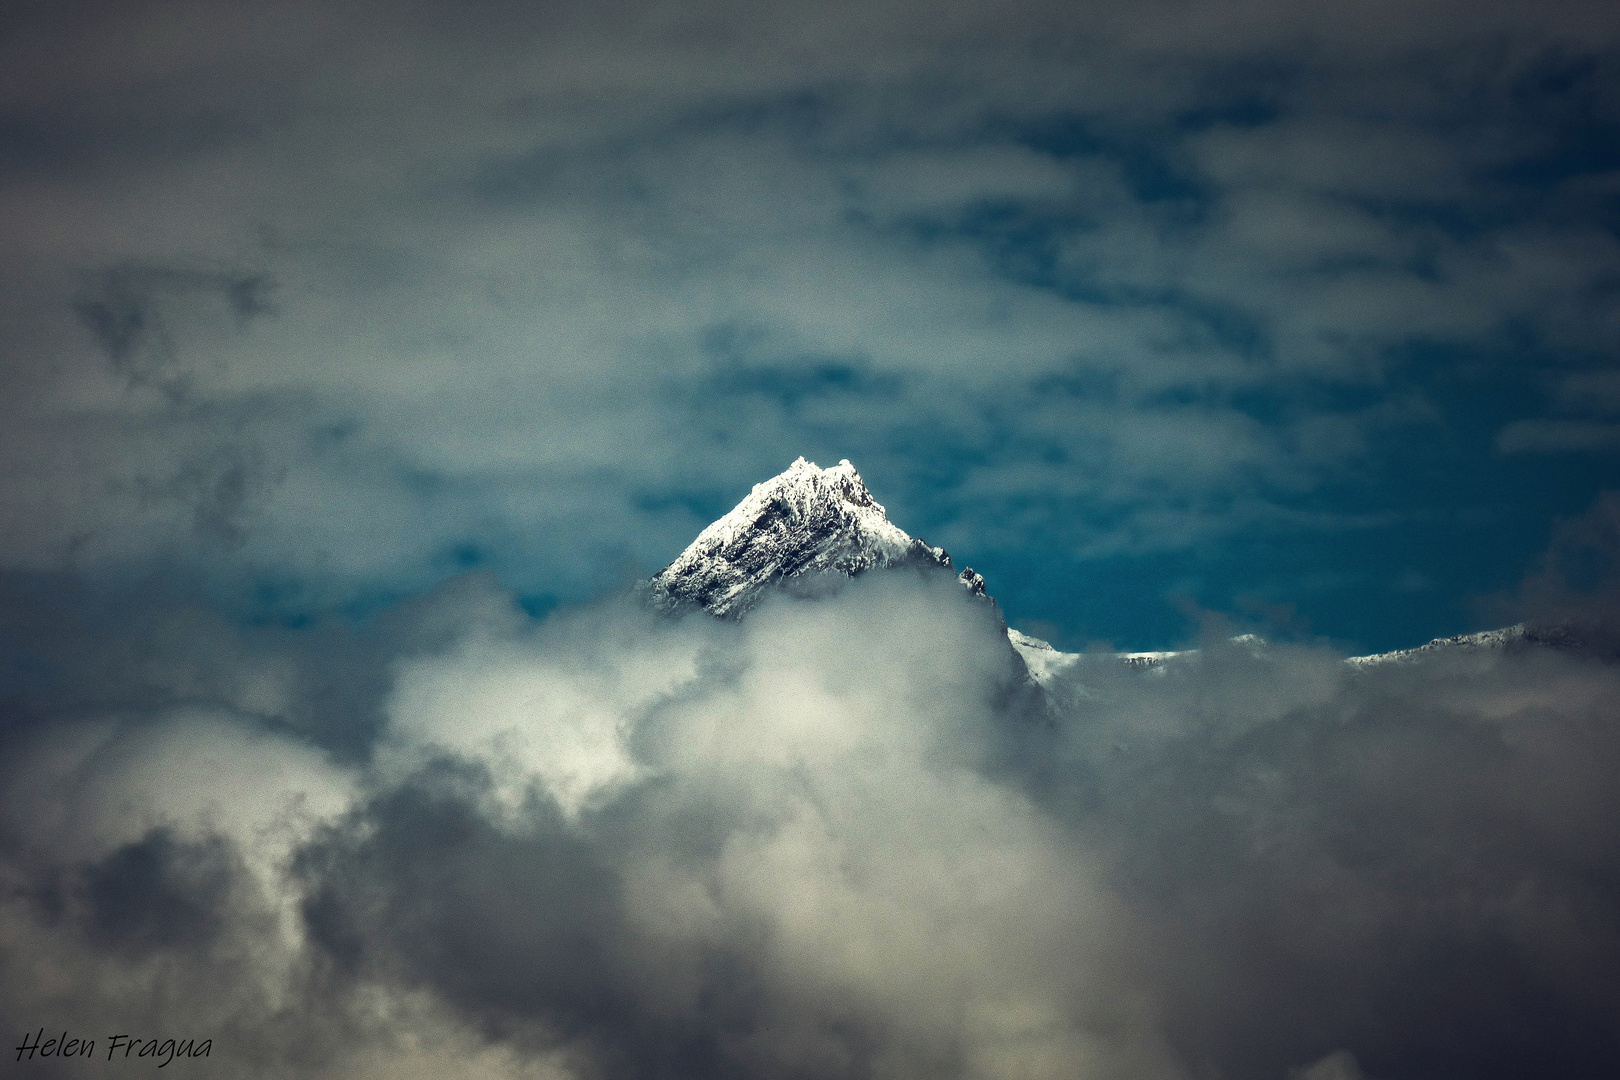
[644,457,965,617]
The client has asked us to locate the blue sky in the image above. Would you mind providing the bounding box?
[2,0,1618,652]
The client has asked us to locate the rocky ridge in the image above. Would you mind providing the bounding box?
[1344,623,1596,667]
[645,457,1590,684]
[643,457,987,618]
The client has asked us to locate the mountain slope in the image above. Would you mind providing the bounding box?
[644,457,982,617]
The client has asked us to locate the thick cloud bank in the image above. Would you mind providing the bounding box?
[3,570,1616,1078]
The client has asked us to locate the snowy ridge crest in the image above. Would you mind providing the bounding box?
[1344,623,1596,666]
[645,457,975,617]
[1009,622,1594,690]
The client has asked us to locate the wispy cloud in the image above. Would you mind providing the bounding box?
[2,0,1617,648]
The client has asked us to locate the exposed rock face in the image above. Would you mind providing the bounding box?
[643,457,985,618]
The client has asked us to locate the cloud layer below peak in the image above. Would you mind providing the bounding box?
[3,570,1617,1078]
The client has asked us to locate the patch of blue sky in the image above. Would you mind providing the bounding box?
[1010,114,1212,210]
[862,316,1614,651]
[696,323,905,411]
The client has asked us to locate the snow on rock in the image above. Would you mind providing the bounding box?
[1346,626,1527,667]
[644,457,977,618]
[1015,622,1586,689]
[1342,623,1596,667]
[1008,632,1270,686]
[1007,629,1080,684]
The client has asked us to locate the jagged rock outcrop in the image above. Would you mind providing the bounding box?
[644,457,987,617]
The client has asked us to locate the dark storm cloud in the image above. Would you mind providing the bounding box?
[78,829,236,955]
[1032,635,1620,1079]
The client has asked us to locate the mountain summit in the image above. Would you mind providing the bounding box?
[645,457,981,617]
